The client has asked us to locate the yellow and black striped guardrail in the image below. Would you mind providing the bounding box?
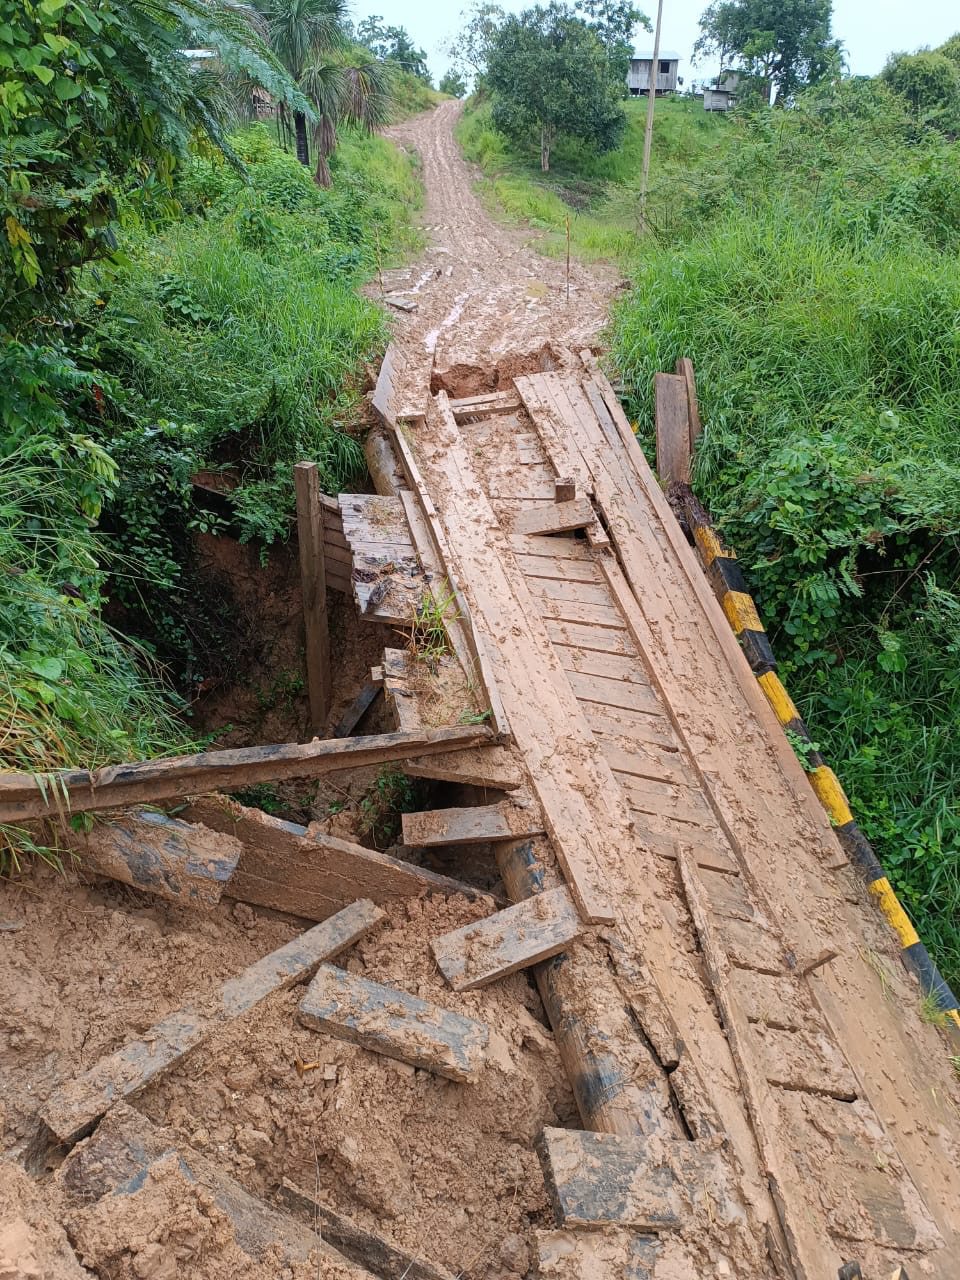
[679,485,960,1028]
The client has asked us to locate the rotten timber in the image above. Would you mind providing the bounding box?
[40,900,385,1147]
[432,885,582,991]
[402,802,544,848]
[52,808,240,907]
[298,964,490,1083]
[0,725,495,824]
[294,461,331,732]
[183,796,496,919]
[653,371,691,488]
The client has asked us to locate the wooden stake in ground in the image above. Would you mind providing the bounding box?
[565,214,571,304]
[294,460,331,734]
[639,0,666,225]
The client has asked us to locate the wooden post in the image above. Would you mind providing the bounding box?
[639,0,666,225]
[294,461,330,734]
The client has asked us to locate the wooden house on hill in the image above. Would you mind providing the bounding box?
[627,50,680,96]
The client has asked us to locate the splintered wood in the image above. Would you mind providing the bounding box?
[431,887,582,990]
[338,493,429,625]
[298,965,491,1083]
[41,901,384,1146]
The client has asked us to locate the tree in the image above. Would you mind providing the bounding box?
[0,0,303,319]
[575,0,650,83]
[439,70,469,97]
[356,16,431,83]
[486,3,627,171]
[447,3,505,82]
[881,50,960,129]
[694,0,840,104]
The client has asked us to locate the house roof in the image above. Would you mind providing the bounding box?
[631,50,681,61]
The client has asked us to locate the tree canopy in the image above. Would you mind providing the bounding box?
[486,2,630,171]
[694,0,841,104]
[355,15,431,83]
[881,46,960,133]
[439,70,469,98]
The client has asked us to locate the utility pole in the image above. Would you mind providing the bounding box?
[639,0,665,227]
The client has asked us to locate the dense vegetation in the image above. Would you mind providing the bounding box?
[460,37,960,986]
[0,0,420,845]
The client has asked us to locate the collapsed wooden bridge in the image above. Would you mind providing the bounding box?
[14,350,960,1279]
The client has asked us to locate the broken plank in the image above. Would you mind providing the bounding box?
[331,682,382,737]
[513,496,596,536]
[515,553,603,584]
[56,1104,374,1277]
[539,1127,734,1232]
[184,796,495,915]
[0,725,496,823]
[298,964,490,1083]
[41,900,385,1146]
[280,1179,454,1280]
[509,533,596,560]
[404,745,524,791]
[52,808,240,908]
[402,802,544,848]
[654,372,691,487]
[432,886,582,990]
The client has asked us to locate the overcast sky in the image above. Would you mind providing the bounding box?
[353,0,959,86]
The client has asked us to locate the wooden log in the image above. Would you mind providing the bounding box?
[279,1178,454,1280]
[298,964,490,1083]
[332,682,382,738]
[294,461,331,733]
[364,425,406,498]
[0,725,496,823]
[53,809,240,908]
[56,1104,374,1277]
[183,796,496,917]
[496,839,676,1138]
[653,372,691,487]
[40,900,385,1146]
[675,357,702,451]
[539,1127,732,1232]
[513,497,596,536]
[431,886,582,991]
[402,802,544,848]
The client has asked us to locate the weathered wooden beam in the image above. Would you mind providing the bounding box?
[0,725,496,823]
[279,1178,454,1280]
[364,425,407,498]
[431,886,582,991]
[331,682,382,738]
[40,900,384,1147]
[57,1104,375,1276]
[298,964,490,1083]
[654,372,691,487]
[539,1127,732,1232]
[675,357,702,451]
[184,796,495,918]
[513,496,596,536]
[294,461,331,733]
[52,808,240,908]
[555,477,577,503]
[402,802,544,848]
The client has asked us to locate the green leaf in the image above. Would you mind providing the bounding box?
[40,0,70,13]
[25,655,64,680]
[54,75,82,100]
[32,63,55,85]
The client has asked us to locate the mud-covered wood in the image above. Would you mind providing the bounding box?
[41,900,384,1146]
[57,1104,374,1276]
[539,1127,730,1232]
[654,372,691,486]
[675,357,702,450]
[54,809,240,907]
[536,1228,660,1279]
[295,461,331,732]
[280,1178,454,1280]
[339,493,428,625]
[332,682,382,737]
[184,796,495,917]
[402,802,544,848]
[364,425,407,497]
[513,496,596,536]
[298,964,490,1083]
[0,725,496,823]
[432,886,582,991]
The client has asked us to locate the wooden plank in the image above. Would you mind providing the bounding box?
[404,746,524,791]
[56,1104,376,1276]
[509,533,596,560]
[753,1024,858,1100]
[513,496,596,536]
[41,901,385,1146]
[431,886,582,990]
[536,597,627,629]
[515,553,603,584]
[294,461,330,733]
[676,846,840,1279]
[654,372,691,486]
[184,796,495,915]
[298,965,490,1083]
[526,575,616,609]
[729,968,820,1032]
[279,1179,454,1280]
[583,704,678,749]
[514,373,594,494]
[545,619,638,656]
[332,682,382,737]
[339,493,412,545]
[0,725,495,823]
[566,670,663,715]
[402,802,544,847]
[554,646,648,685]
[536,1228,660,1279]
[555,477,577,503]
[539,1127,733,1232]
[372,339,403,428]
[675,357,702,450]
[53,809,240,907]
[591,736,691,787]
[615,774,717,827]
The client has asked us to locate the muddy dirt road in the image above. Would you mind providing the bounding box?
[377,100,619,403]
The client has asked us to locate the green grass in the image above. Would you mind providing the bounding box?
[390,69,448,120]
[609,79,960,989]
[456,94,729,262]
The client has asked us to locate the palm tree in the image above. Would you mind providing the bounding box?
[254,0,394,183]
